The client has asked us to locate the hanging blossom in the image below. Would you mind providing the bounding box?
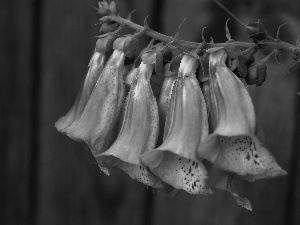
[62,47,126,155]
[197,47,286,181]
[95,59,164,189]
[55,40,107,133]
[142,54,211,195]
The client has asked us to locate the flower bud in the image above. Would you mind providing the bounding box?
[246,61,267,86]
[237,45,257,78]
[97,1,118,16]
[246,20,267,41]
[97,1,111,16]
[109,1,118,15]
[99,22,119,36]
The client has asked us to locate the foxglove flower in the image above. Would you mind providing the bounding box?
[55,46,106,132]
[95,61,163,188]
[63,41,127,155]
[142,55,211,194]
[198,47,286,180]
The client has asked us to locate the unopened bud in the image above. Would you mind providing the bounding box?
[246,62,267,86]
[109,1,118,15]
[237,45,258,78]
[99,22,119,35]
[98,1,111,16]
[246,20,268,41]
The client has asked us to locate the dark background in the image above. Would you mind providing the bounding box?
[1,0,300,224]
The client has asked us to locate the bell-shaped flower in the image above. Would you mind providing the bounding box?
[55,50,106,132]
[63,48,126,155]
[95,62,163,188]
[142,55,211,194]
[197,47,286,180]
[55,32,122,133]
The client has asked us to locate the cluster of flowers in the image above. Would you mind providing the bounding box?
[55,1,287,211]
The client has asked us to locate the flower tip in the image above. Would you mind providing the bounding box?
[98,164,111,176]
[279,169,288,177]
[268,166,287,178]
[54,111,76,133]
[203,186,214,195]
[54,119,63,131]
[55,119,73,134]
[245,152,288,181]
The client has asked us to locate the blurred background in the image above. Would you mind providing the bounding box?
[1,0,300,224]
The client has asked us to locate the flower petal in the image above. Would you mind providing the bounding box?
[213,136,286,178]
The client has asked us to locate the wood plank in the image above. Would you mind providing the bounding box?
[0,0,33,224]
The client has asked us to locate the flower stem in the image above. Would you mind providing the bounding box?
[103,14,297,56]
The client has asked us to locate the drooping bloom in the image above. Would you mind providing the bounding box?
[197,47,286,180]
[55,48,106,132]
[63,46,126,155]
[142,55,211,194]
[95,61,163,188]
[202,80,252,210]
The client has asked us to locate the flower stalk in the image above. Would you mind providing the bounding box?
[102,14,298,58]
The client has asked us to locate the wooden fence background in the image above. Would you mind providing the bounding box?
[1,0,300,224]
